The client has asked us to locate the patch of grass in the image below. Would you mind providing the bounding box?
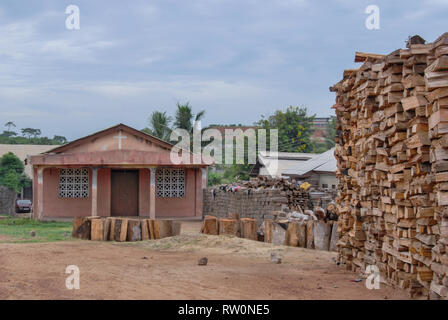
[0,216,73,243]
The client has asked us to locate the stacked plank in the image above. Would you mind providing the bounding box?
[332,33,448,299]
[241,176,314,212]
[426,32,448,300]
[72,216,181,241]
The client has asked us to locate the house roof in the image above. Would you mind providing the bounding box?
[282,148,336,177]
[45,123,174,154]
[0,144,60,177]
[254,151,318,178]
[30,123,209,167]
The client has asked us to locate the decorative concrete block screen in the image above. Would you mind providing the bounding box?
[156,168,185,198]
[58,168,89,198]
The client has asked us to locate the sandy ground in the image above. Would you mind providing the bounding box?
[0,222,413,300]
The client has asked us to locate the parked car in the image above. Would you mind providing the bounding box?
[16,199,32,213]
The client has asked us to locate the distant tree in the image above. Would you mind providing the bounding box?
[145,111,172,141]
[0,152,30,192]
[324,116,336,149]
[256,106,315,153]
[52,135,68,145]
[174,102,205,133]
[21,128,41,139]
[5,121,16,132]
[1,131,17,138]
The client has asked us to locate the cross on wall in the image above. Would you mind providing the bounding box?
[113,130,127,150]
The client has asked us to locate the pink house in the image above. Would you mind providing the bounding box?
[29,124,208,221]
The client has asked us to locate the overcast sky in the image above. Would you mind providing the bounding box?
[0,0,447,140]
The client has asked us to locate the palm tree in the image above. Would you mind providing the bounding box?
[146,111,172,141]
[5,121,16,132]
[174,102,205,133]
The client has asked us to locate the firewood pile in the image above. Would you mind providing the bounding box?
[217,176,337,216]
[331,32,448,299]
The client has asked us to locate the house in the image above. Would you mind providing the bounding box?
[0,144,60,199]
[282,148,337,189]
[249,151,317,178]
[29,124,209,221]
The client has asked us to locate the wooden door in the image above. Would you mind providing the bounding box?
[111,170,139,216]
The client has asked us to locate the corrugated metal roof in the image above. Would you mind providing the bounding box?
[256,151,318,178]
[282,148,336,176]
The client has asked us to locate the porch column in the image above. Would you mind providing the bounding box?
[149,167,156,219]
[37,167,44,220]
[91,167,98,217]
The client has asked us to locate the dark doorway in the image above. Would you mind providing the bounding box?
[111,170,139,216]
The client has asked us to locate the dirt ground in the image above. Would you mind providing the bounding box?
[0,222,413,300]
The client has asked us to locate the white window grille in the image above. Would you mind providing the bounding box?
[58,168,89,198]
[156,168,185,198]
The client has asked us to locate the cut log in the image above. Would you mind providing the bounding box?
[91,218,109,241]
[127,219,142,242]
[285,221,300,247]
[240,218,257,241]
[306,220,315,249]
[113,218,128,242]
[329,221,339,252]
[157,220,174,239]
[72,217,92,240]
[264,220,273,243]
[218,218,240,236]
[314,221,332,251]
[272,221,287,245]
[141,219,150,240]
[297,221,307,248]
[201,215,219,235]
[149,219,156,239]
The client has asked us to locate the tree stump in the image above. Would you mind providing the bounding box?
[306,220,315,249]
[240,218,257,240]
[141,219,150,240]
[72,217,92,240]
[127,219,142,241]
[91,218,109,241]
[201,215,219,235]
[218,218,240,236]
[313,221,331,251]
[285,221,300,247]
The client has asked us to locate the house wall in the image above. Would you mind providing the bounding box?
[41,167,92,218]
[154,168,199,217]
[34,166,203,219]
[318,173,338,189]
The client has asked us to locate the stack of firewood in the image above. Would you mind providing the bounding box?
[332,32,448,299]
[426,33,448,299]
